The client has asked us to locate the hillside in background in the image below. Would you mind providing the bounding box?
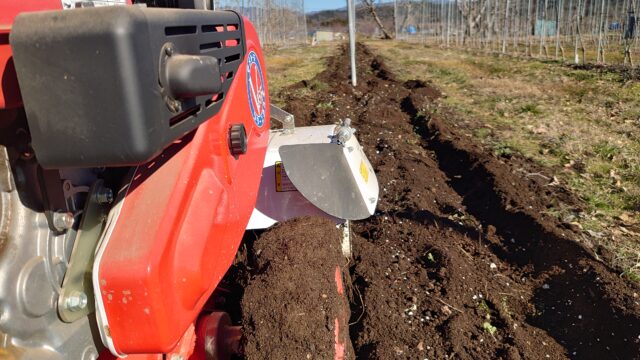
[306,3,394,36]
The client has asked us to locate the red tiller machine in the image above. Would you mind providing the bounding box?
[0,2,378,359]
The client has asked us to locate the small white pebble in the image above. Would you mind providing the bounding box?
[542,284,550,290]
[490,263,497,270]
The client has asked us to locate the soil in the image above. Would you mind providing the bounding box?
[235,44,640,360]
[240,217,353,360]
[568,62,640,82]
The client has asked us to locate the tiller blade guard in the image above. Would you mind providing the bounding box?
[247,106,379,230]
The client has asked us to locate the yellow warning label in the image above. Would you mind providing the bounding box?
[359,160,369,183]
[275,161,297,192]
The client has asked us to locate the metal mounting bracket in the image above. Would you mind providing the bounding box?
[270,104,295,135]
[57,180,110,323]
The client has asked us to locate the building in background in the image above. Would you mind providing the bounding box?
[311,30,346,44]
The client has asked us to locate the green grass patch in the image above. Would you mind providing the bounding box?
[566,70,597,82]
[593,141,622,160]
[316,101,334,110]
[430,66,468,85]
[264,43,336,105]
[492,142,514,158]
[474,128,492,139]
[518,103,542,115]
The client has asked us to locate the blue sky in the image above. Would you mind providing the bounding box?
[305,0,348,12]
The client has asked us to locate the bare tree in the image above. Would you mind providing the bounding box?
[457,0,489,44]
[597,0,607,62]
[576,0,588,63]
[447,0,453,47]
[390,0,637,67]
[540,0,550,57]
[362,0,393,39]
[623,0,636,64]
[502,0,511,53]
[526,0,533,55]
[396,0,413,38]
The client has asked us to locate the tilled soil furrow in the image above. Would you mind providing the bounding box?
[239,43,640,360]
[402,93,640,360]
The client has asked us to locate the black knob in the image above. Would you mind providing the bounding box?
[229,124,247,156]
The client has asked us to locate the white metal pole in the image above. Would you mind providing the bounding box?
[395,0,399,40]
[302,0,308,44]
[347,0,357,86]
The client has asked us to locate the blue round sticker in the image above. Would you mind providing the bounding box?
[246,51,266,127]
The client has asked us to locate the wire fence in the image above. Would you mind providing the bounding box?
[393,0,640,65]
[214,0,307,45]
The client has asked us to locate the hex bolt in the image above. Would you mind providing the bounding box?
[65,291,88,312]
[335,118,354,145]
[168,99,182,113]
[52,212,75,231]
[93,187,114,205]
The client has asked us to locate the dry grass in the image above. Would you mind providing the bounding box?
[263,42,338,106]
[366,39,640,281]
[409,33,640,65]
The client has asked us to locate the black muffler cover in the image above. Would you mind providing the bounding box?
[10,6,245,168]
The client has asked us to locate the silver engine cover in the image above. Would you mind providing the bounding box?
[0,145,99,360]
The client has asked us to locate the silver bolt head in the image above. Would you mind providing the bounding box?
[170,100,182,113]
[65,291,88,312]
[94,187,114,205]
[53,212,75,231]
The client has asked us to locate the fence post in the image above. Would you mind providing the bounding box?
[347,0,357,86]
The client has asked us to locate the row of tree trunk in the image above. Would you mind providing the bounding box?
[388,0,638,65]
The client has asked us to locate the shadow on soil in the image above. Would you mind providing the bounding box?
[401,89,640,360]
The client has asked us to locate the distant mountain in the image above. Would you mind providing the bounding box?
[306,2,394,35]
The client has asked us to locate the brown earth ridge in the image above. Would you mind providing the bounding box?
[234,43,640,360]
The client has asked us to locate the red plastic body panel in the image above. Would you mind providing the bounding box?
[96,19,269,355]
[1,29,21,109]
[1,1,64,109]
[0,0,63,27]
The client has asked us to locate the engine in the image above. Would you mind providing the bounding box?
[0,3,270,358]
[0,2,379,359]
[0,109,102,359]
